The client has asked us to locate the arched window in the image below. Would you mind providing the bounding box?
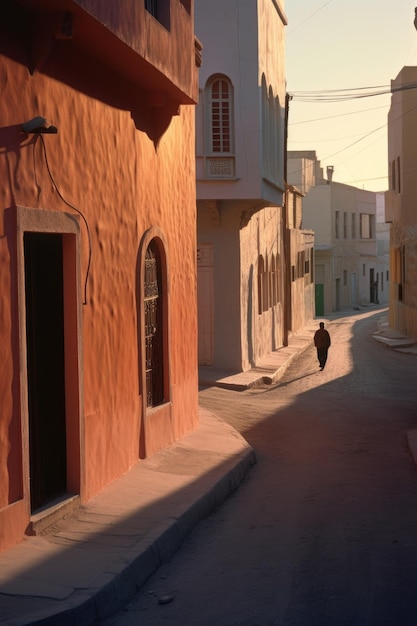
[209,76,231,153]
[271,254,277,306]
[276,253,281,303]
[257,256,264,315]
[261,75,269,176]
[264,255,270,311]
[144,239,165,407]
[204,74,235,177]
[269,86,275,179]
[261,75,283,187]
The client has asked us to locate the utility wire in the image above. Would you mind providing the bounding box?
[286,0,335,35]
[39,135,92,305]
[288,82,417,184]
[289,80,417,103]
[289,103,390,126]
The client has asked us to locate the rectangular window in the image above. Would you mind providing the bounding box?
[360,213,370,239]
[180,0,191,14]
[351,213,356,239]
[363,263,366,277]
[391,160,396,192]
[310,248,314,283]
[145,0,170,29]
[390,157,402,193]
[292,196,297,229]
[397,156,401,193]
[298,251,305,278]
[343,270,347,287]
[145,0,157,16]
[343,212,348,239]
[145,0,158,17]
[335,211,340,239]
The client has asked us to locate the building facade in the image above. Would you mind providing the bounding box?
[288,151,389,315]
[285,185,315,334]
[195,0,290,372]
[0,0,199,552]
[385,66,417,338]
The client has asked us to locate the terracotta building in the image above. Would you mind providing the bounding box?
[0,0,199,552]
[195,0,292,373]
[385,66,417,338]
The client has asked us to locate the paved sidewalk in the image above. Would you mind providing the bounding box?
[198,319,319,390]
[0,410,256,626]
[1,306,415,626]
[372,314,417,354]
[0,319,320,626]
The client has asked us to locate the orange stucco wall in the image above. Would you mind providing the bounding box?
[0,39,198,550]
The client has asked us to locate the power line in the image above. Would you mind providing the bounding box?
[286,0,335,35]
[287,77,417,189]
[289,103,390,127]
[288,80,417,103]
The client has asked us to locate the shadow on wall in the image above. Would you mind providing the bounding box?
[247,264,254,367]
[1,7,176,147]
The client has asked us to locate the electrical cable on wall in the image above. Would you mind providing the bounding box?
[39,134,92,305]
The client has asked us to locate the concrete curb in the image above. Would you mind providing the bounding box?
[15,442,257,626]
[199,327,318,391]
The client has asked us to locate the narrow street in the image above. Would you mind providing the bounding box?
[102,309,417,626]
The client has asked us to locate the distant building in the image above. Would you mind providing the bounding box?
[0,0,199,552]
[376,192,390,305]
[385,66,417,338]
[285,185,315,334]
[288,151,389,315]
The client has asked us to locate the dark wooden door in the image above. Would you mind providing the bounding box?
[24,232,67,512]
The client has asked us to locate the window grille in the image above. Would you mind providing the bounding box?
[204,75,235,177]
[210,78,231,153]
[144,241,164,407]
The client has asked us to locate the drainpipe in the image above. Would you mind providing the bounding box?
[282,93,292,346]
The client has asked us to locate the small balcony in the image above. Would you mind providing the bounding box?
[13,0,199,106]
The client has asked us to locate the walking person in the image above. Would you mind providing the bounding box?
[314,321,331,370]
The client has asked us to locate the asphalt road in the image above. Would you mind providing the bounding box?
[101,309,417,626]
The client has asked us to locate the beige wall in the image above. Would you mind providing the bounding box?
[289,228,315,333]
[386,66,417,338]
[240,206,285,369]
[196,0,288,372]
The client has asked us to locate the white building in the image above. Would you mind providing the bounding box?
[195,0,291,372]
[288,151,389,314]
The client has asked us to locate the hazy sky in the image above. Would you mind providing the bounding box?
[285,0,417,192]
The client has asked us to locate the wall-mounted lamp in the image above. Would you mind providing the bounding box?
[22,116,58,134]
